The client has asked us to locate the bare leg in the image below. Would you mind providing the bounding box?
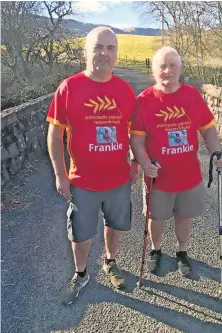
[148,219,165,250]
[72,239,91,272]
[104,226,120,259]
[174,215,192,252]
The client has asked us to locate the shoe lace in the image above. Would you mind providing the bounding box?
[108,262,122,277]
[68,275,78,288]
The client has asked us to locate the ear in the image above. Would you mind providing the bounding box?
[113,48,118,65]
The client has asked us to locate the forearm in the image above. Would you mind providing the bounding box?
[201,126,221,154]
[130,137,149,170]
[47,134,67,178]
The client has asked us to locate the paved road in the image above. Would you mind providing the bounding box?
[2,67,222,333]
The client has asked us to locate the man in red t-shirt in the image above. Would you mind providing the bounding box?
[47,26,138,304]
[130,46,222,277]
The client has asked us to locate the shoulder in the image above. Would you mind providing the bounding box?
[112,75,134,94]
[63,71,86,87]
[137,86,155,100]
[180,83,200,96]
[55,72,85,93]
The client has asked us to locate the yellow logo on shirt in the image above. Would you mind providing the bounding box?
[84,96,117,114]
[155,106,186,122]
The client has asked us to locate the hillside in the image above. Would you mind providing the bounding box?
[31,15,162,37]
[63,19,162,36]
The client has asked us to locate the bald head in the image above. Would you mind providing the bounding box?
[84,26,118,77]
[152,46,182,71]
[151,47,182,90]
[85,26,117,50]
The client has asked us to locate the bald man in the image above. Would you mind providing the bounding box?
[130,46,222,277]
[47,27,138,304]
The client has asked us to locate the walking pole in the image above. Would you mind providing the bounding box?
[207,151,222,285]
[137,159,157,288]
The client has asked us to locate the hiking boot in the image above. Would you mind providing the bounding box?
[103,261,125,288]
[176,251,191,277]
[147,249,162,272]
[61,272,90,305]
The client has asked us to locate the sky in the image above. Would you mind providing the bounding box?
[72,1,160,29]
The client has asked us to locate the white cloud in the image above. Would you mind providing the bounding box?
[110,23,134,30]
[75,1,108,13]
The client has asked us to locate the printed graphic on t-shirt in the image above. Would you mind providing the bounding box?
[96,126,117,143]
[162,129,193,155]
[156,106,192,133]
[168,130,188,147]
[84,96,122,126]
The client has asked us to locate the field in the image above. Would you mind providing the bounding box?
[69,34,163,71]
[116,34,163,69]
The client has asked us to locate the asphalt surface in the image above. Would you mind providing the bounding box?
[2,67,222,333]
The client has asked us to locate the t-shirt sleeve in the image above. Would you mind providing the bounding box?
[195,89,216,131]
[46,81,68,128]
[130,97,147,136]
[127,86,136,130]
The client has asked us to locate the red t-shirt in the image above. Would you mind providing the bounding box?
[47,71,136,191]
[130,84,216,192]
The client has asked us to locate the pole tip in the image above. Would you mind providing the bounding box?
[136,281,141,288]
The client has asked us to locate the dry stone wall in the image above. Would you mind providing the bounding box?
[201,84,222,139]
[1,94,53,186]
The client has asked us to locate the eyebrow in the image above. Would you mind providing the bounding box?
[94,43,116,48]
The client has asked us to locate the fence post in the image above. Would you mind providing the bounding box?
[145,58,150,68]
[126,55,127,62]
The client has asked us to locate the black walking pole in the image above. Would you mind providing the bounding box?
[208,151,222,285]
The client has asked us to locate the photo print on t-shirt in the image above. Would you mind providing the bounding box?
[96,126,117,143]
[168,130,188,147]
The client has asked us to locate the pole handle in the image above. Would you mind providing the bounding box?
[208,151,222,188]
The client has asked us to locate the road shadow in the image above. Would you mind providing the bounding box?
[144,254,221,283]
[2,157,222,333]
[50,272,222,333]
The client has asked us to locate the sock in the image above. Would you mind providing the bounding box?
[76,268,86,278]
[105,257,116,265]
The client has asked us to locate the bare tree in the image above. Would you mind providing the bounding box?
[1,1,42,79]
[1,1,84,110]
[134,1,222,84]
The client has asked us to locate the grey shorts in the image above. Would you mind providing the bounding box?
[67,182,132,243]
[143,181,205,220]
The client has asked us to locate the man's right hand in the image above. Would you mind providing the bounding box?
[143,160,161,178]
[56,175,72,201]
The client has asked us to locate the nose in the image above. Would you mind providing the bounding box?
[101,48,109,56]
[163,67,170,73]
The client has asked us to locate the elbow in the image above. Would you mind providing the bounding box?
[130,135,137,150]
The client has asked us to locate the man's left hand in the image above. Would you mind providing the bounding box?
[213,154,222,171]
[130,161,139,183]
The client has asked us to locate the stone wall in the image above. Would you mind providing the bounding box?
[201,84,222,138]
[1,94,53,187]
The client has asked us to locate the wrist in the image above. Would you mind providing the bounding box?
[55,173,67,179]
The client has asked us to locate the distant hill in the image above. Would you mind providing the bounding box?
[26,15,162,37]
[59,19,162,37]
